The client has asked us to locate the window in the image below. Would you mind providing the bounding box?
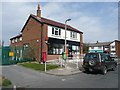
[12,39,14,43]
[19,37,22,41]
[55,28,59,35]
[85,53,99,59]
[15,38,18,42]
[52,27,54,34]
[70,31,77,39]
[52,27,61,36]
[98,46,102,49]
[59,29,61,35]
[111,46,115,49]
[48,43,63,55]
[23,43,29,49]
[91,47,94,49]
[70,32,72,37]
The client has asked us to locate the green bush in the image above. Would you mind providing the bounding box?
[2,78,11,86]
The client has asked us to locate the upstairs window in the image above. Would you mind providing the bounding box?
[19,37,22,41]
[52,27,61,36]
[98,46,102,49]
[52,27,54,34]
[70,31,77,39]
[55,28,59,35]
[15,38,18,42]
[91,47,94,49]
[11,39,15,43]
[111,46,115,49]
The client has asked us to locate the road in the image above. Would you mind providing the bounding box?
[1,64,119,88]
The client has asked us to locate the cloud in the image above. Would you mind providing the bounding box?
[2,2,36,45]
[2,2,118,45]
[42,2,118,42]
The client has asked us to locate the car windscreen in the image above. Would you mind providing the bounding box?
[84,53,99,60]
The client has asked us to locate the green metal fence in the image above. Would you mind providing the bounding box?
[2,46,34,65]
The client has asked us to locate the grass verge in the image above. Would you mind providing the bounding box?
[0,76,12,87]
[18,62,59,71]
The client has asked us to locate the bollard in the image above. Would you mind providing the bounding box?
[13,85,16,90]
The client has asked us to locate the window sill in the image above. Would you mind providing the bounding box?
[52,34,61,37]
[70,37,77,40]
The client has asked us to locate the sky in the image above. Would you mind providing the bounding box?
[1,1,119,45]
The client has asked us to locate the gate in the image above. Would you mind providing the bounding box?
[2,46,11,65]
[1,46,35,65]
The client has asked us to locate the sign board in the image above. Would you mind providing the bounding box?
[9,52,14,57]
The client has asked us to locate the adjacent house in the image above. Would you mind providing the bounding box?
[110,40,120,57]
[10,4,83,62]
[89,40,120,58]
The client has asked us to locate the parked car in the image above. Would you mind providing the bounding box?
[82,52,117,75]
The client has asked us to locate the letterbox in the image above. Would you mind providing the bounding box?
[42,52,47,63]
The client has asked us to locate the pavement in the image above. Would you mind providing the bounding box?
[45,57,120,76]
[45,59,83,76]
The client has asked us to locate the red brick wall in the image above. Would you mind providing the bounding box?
[41,24,48,61]
[10,40,23,47]
[80,33,83,56]
[22,17,42,62]
[47,55,61,60]
[115,41,120,58]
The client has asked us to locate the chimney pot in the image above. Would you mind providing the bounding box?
[37,3,41,17]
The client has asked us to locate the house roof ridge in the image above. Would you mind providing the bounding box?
[10,34,22,40]
[30,14,83,33]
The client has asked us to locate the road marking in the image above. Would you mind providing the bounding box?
[61,79,66,81]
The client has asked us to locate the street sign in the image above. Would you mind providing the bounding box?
[9,52,14,57]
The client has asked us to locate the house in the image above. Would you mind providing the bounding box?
[10,4,83,62]
[89,41,111,53]
[110,40,120,58]
[89,40,120,58]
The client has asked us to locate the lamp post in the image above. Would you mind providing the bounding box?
[64,18,71,60]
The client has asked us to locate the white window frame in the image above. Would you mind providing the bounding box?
[52,27,61,36]
[70,31,77,39]
[12,39,14,43]
[19,37,22,41]
[15,38,18,42]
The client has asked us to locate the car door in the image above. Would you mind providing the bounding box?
[104,55,111,69]
[110,57,116,69]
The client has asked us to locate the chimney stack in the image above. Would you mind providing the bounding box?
[96,41,99,44]
[37,3,41,17]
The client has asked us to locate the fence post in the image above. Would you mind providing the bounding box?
[45,62,46,72]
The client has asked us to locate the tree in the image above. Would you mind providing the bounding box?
[22,46,35,61]
[83,43,89,54]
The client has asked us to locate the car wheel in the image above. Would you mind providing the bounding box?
[112,65,116,71]
[89,60,95,66]
[83,68,89,73]
[102,66,107,75]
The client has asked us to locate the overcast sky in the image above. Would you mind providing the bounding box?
[1,1,118,45]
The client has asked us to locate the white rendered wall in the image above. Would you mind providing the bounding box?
[110,42,115,51]
[48,25,80,42]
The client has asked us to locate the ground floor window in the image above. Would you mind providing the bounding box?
[48,43,80,55]
[48,38,80,56]
[48,43,64,55]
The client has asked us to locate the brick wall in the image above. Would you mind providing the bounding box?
[22,17,42,62]
[47,55,61,60]
[116,41,120,58]
[10,40,23,47]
